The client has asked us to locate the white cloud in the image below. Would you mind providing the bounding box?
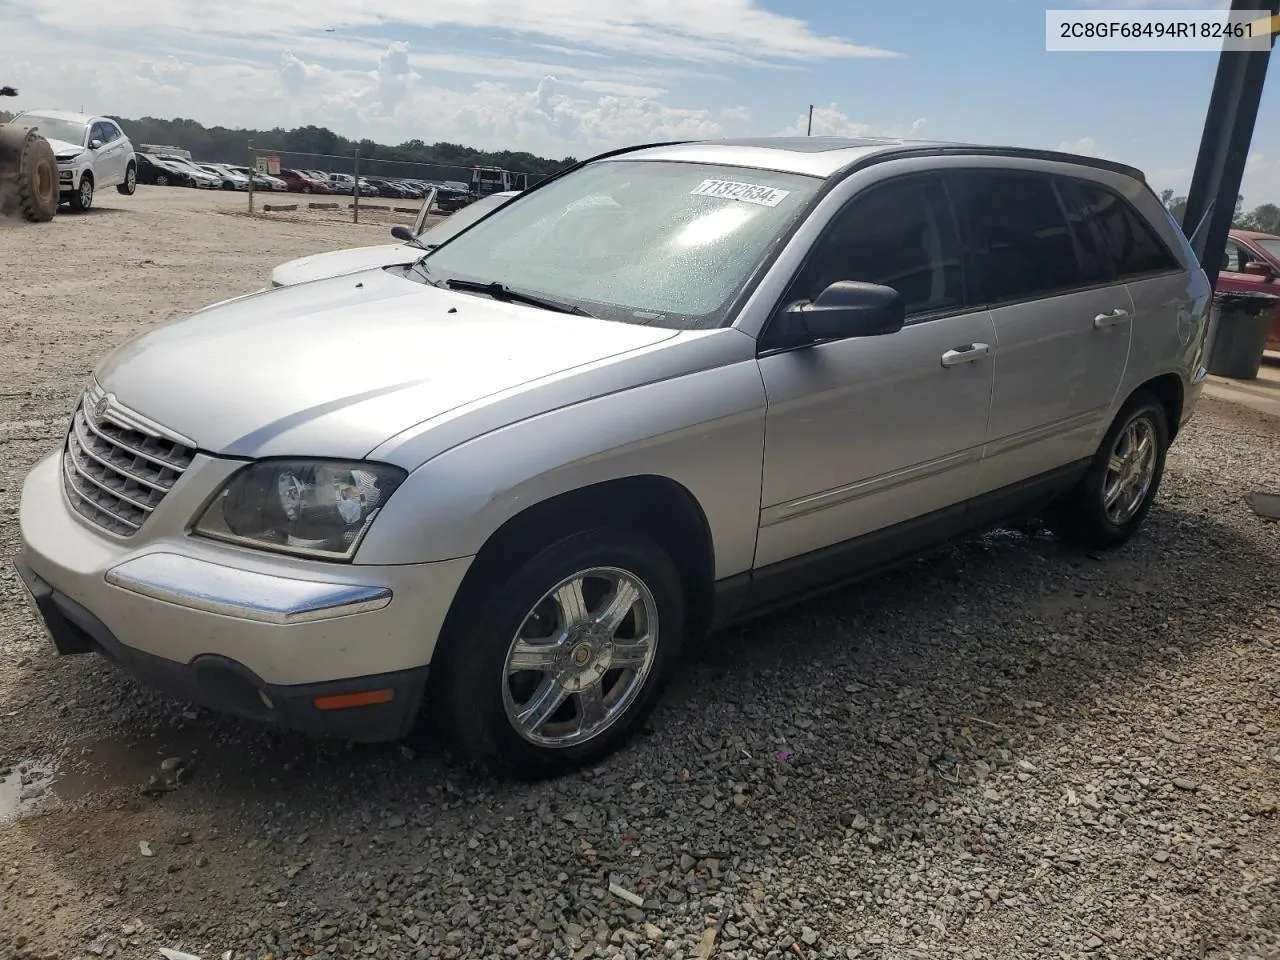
[278,51,325,97]
[11,0,903,65]
[775,104,927,140]
[1056,136,1113,159]
[137,56,192,92]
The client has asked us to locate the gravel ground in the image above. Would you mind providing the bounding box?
[1,189,1279,960]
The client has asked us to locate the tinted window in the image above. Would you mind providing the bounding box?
[90,122,113,145]
[1055,178,1114,285]
[1069,180,1178,277]
[1221,240,1249,272]
[786,175,963,317]
[956,171,1081,303]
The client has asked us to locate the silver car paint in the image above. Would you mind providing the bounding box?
[18,137,1209,688]
[91,269,680,461]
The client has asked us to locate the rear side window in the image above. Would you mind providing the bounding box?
[954,171,1083,303]
[1065,179,1179,277]
[1055,178,1114,285]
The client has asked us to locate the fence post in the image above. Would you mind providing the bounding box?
[352,149,360,224]
[247,138,255,214]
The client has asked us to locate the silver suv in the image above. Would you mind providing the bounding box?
[15,137,1211,778]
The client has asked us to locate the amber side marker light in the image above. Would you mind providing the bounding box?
[314,689,395,710]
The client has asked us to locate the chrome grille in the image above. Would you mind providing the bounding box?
[61,385,195,537]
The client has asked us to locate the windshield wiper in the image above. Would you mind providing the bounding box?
[444,278,594,317]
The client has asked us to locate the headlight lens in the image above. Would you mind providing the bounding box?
[194,459,407,561]
[55,151,83,163]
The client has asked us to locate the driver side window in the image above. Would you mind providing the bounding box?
[785,175,964,319]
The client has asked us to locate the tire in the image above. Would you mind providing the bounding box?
[68,172,93,211]
[302,185,311,194]
[116,161,136,196]
[430,528,684,779]
[0,125,58,222]
[1046,391,1169,549]
[154,173,170,187]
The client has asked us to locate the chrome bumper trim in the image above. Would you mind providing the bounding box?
[104,552,392,625]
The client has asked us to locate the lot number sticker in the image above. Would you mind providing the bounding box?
[690,179,790,207]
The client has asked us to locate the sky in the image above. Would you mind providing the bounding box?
[5,0,1280,204]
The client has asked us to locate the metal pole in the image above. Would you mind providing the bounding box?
[1181,0,1277,290]
[352,149,360,224]
[806,105,814,137]
[247,138,255,214]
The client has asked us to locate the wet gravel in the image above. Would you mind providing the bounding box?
[2,192,1279,960]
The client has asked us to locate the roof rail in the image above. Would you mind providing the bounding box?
[839,144,1146,183]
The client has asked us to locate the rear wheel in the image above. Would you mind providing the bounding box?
[1046,391,1169,548]
[0,125,58,222]
[116,161,136,195]
[154,173,170,187]
[68,172,93,211]
[430,528,684,779]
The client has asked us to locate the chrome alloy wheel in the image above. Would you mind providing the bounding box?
[501,566,659,748]
[1103,414,1157,525]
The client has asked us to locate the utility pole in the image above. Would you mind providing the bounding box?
[247,138,254,214]
[806,105,814,136]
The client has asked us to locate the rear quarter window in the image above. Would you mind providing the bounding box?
[1064,178,1179,278]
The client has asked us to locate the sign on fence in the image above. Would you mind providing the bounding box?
[255,155,281,175]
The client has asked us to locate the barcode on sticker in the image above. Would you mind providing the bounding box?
[690,179,790,207]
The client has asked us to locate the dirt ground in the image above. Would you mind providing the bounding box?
[0,187,1278,960]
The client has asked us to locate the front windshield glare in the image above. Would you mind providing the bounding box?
[421,160,820,329]
[23,115,88,146]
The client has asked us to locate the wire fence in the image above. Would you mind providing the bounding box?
[243,144,548,224]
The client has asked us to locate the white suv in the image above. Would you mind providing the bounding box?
[12,109,137,211]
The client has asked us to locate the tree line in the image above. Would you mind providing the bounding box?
[1161,188,1280,236]
[0,111,575,178]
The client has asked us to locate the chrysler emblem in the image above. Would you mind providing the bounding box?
[92,394,111,421]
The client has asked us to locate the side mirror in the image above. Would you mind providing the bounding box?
[391,225,416,242]
[778,281,906,345]
[1243,260,1276,278]
[89,139,103,150]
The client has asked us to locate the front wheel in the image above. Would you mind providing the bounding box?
[69,173,93,211]
[116,162,136,195]
[1046,391,1169,549]
[430,528,684,779]
[154,173,169,187]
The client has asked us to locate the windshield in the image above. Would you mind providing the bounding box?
[419,193,516,246]
[1254,239,1280,261]
[20,114,88,145]
[421,160,819,329]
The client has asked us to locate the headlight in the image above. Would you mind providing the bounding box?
[194,459,407,561]
[55,151,83,163]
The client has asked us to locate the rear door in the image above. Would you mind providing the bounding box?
[1067,178,1197,393]
[953,168,1134,498]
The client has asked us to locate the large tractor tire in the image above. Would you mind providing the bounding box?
[0,125,58,222]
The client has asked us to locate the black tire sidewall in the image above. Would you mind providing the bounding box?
[117,163,136,195]
[71,174,93,211]
[433,528,684,779]
[1071,394,1169,546]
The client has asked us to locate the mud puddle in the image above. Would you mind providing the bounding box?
[0,722,398,821]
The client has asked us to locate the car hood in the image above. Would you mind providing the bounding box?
[46,138,85,157]
[271,243,417,287]
[92,267,680,460]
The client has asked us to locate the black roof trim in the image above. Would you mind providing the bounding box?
[833,144,1146,184]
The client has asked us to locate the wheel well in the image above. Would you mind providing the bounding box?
[443,476,717,643]
[1133,373,1184,439]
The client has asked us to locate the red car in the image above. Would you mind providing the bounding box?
[277,169,332,194]
[1216,229,1280,352]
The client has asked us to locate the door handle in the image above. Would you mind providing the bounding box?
[1093,308,1130,328]
[940,342,990,367]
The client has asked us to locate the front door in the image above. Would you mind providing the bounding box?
[754,173,996,572]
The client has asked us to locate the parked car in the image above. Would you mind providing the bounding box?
[325,173,377,196]
[362,177,414,200]
[198,163,250,191]
[10,109,136,211]
[154,155,220,189]
[271,189,520,287]
[276,168,331,194]
[226,165,287,191]
[14,137,1210,779]
[137,154,206,188]
[1215,229,1280,351]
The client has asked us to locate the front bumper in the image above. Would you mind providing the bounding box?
[17,451,473,741]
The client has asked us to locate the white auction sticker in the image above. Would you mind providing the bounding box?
[690,179,791,207]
